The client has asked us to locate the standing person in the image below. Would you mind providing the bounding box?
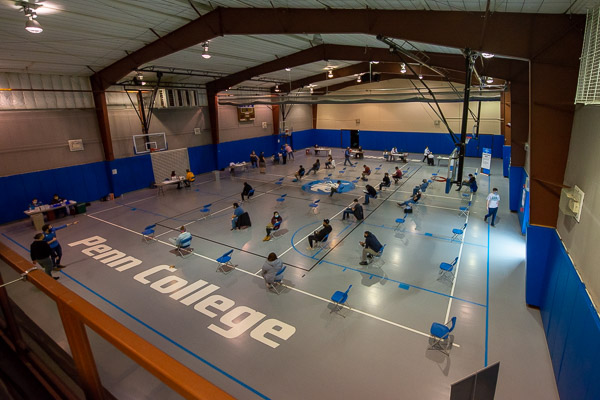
[344,147,354,166]
[427,151,435,166]
[484,188,500,227]
[379,173,391,190]
[264,211,282,241]
[169,226,192,247]
[363,184,377,205]
[231,203,245,230]
[30,233,59,280]
[42,222,79,269]
[423,146,431,162]
[285,143,294,160]
[258,152,266,174]
[307,219,332,250]
[184,169,195,187]
[359,231,383,265]
[281,146,287,165]
[307,159,321,175]
[261,252,284,288]
[250,151,258,168]
[241,182,254,201]
[392,167,403,184]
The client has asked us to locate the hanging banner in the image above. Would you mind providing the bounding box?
[481,148,492,175]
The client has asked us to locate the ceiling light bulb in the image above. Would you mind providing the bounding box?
[141,81,147,86]
[401,63,406,73]
[482,52,495,59]
[371,61,379,64]
[25,17,43,33]
[275,85,280,92]
[328,70,333,78]
[310,87,313,93]
[357,76,361,83]
[418,74,423,79]
[486,77,494,84]
[202,50,211,59]
[285,67,291,72]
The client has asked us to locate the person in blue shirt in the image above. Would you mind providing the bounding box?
[359,231,383,265]
[231,203,245,230]
[42,221,79,268]
[29,198,43,210]
[344,147,354,166]
[169,226,192,247]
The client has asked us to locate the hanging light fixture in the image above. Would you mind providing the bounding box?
[285,67,291,72]
[357,75,362,83]
[327,70,333,78]
[418,74,423,79]
[482,52,495,59]
[370,61,379,64]
[23,6,43,34]
[274,85,280,92]
[400,63,406,74]
[201,42,211,59]
[310,87,314,94]
[486,77,494,84]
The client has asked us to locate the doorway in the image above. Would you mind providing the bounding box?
[350,130,360,148]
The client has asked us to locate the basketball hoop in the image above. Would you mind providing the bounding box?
[466,135,473,144]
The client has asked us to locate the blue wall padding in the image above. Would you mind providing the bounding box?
[509,166,524,212]
[216,135,278,169]
[502,145,511,177]
[0,161,110,225]
[290,129,315,151]
[527,226,600,400]
[188,144,217,174]
[107,155,154,197]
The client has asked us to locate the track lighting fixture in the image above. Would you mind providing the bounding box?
[418,74,423,79]
[201,42,211,59]
[482,52,495,58]
[486,77,494,84]
[400,63,406,74]
[285,67,291,72]
[327,70,333,78]
[357,75,361,83]
[274,85,280,92]
[310,87,314,94]
[23,5,43,34]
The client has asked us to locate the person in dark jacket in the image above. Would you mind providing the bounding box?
[30,233,59,279]
[342,199,363,221]
[359,231,383,265]
[398,191,421,207]
[363,184,377,205]
[379,173,391,190]
[458,174,478,193]
[307,159,321,175]
[241,182,254,201]
[307,219,332,250]
[294,165,306,181]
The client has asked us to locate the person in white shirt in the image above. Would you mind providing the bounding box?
[484,188,500,226]
[423,146,431,162]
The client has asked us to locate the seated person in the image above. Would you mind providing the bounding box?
[460,174,478,193]
[397,191,422,207]
[170,171,182,189]
[392,167,403,184]
[330,180,343,197]
[324,155,336,169]
[390,147,398,161]
[241,182,254,201]
[359,231,383,265]
[383,150,390,161]
[342,199,364,221]
[307,159,321,175]
[50,194,67,218]
[314,144,320,155]
[231,203,245,230]
[250,150,258,168]
[236,211,252,229]
[361,165,371,181]
[262,252,284,288]
[184,169,195,187]
[379,173,391,190]
[363,184,377,205]
[307,219,332,250]
[420,179,429,193]
[169,226,192,248]
[412,185,421,196]
[263,211,282,241]
[294,165,306,181]
[29,198,43,210]
[354,146,364,159]
[272,152,280,164]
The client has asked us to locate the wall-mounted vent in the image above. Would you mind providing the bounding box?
[559,185,585,222]
[156,89,206,108]
[576,7,600,104]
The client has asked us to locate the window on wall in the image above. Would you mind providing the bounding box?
[576,7,600,105]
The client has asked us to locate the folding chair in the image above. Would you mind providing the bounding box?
[141,224,156,242]
[176,235,193,258]
[275,178,284,185]
[374,164,382,174]
[429,317,457,355]
[439,256,458,283]
[330,284,352,313]
[315,234,329,250]
[368,244,386,264]
[199,203,212,219]
[394,218,406,230]
[338,167,346,176]
[216,249,236,273]
[451,223,467,241]
[276,194,287,204]
[308,199,320,214]
[268,266,287,294]
[326,173,333,181]
[459,201,471,217]
[246,189,255,201]
[461,193,470,201]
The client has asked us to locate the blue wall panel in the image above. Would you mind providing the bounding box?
[502,146,511,177]
[188,144,216,175]
[525,225,554,307]
[216,135,278,169]
[291,129,315,151]
[509,166,524,212]
[107,155,153,197]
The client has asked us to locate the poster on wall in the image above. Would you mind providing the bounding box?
[481,147,492,175]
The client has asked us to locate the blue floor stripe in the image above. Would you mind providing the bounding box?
[2,233,30,252]
[60,271,271,400]
[484,176,491,367]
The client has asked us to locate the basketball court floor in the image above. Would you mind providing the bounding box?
[0,149,557,400]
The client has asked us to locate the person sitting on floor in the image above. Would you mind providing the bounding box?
[359,231,383,265]
[184,169,195,187]
[262,252,284,288]
[241,182,254,201]
[307,219,332,250]
[397,191,422,207]
[169,226,192,247]
[307,159,321,175]
[379,173,391,190]
[392,167,403,184]
[263,211,282,241]
[342,199,364,221]
[361,165,371,181]
[294,165,306,181]
[363,184,378,205]
[330,180,343,197]
[231,203,245,230]
[324,155,336,169]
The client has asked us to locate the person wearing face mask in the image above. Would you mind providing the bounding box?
[264,211,283,241]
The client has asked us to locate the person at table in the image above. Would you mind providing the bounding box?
[427,151,435,166]
[390,147,398,161]
[29,198,43,210]
[184,169,195,187]
[263,211,283,241]
[231,203,245,230]
[379,173,391,190]
[392,167,403,184]
[325,155,336,169]
[50,194,68,217]
[30,234,59,280]
[43,222,78,269]
[383,149,390,161]
[354,146,363,159]
[250,150,258,168]
[169,171,183,189]
[423,146,431,162]
[241,182,254,201]
[314,144,320,155]
[258,152,266,174]
[294,165,305,181]
[307,159,320,175]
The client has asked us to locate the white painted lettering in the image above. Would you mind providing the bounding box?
[250,319,296,349]
[150,276,188,294]
[94,249,125,263]
[110,256,143,271]
[82,245,111,256]
[208,306,265,339]
[170,280,208,300]
[68,236,106,247]
[180,285,220,306]
[134,265,173,284]
[194,295,235,318]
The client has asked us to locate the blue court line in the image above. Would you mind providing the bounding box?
[2,233,30,252]
[1,233,269,400]
[360,222,488,249]
[484,176,491,367]
[312,222,353,258]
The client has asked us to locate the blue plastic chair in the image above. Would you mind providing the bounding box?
[368,244,386,264]
[375,164,382,174]
[216,249,236,273]
[177,235,193,258]
[247,189,255,200]
[338,167,346,176]
[451,223,467,241]
[439,257,458,282]
[269,266,287,294]
[331,284,352,312]
[309,199,320,214]
[199,203,212,219]
[429,316,457,355]
[275,178,284,185]
[459,201,471,217]
[141,224,156,242]
[276,194,287,204]
[394,218,405,230]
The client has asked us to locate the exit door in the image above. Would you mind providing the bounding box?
[350,130,360,148]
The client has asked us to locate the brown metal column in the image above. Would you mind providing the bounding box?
[272,104,280,135]
[510,77,528,169]
[312,104,318,129]
[57,303,104,400]
[206,88,220,145]
[501,88,512,145]
[91,80,114,162]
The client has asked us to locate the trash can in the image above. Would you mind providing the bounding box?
[76,202,87,214]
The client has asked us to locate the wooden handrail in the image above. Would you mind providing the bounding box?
[0,241,235,400]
